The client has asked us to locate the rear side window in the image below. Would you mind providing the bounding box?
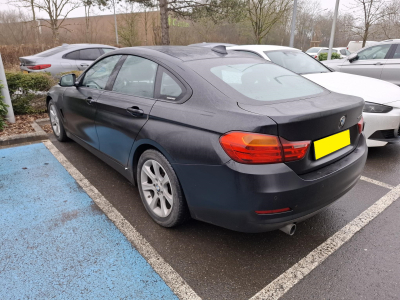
[82,55,122,89]
[103,48,114,53]
[340,49,346,55]
[80,48,102,60]
[210,63,324,102]
[159,71,183,100]
[64,50,79,60]
[112,55,158,98]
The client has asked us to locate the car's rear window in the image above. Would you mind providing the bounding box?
[306,47,322,53]
[209,63,324,102]
[35,46,66,57]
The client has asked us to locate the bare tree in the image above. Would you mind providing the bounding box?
[8,0,40,44]
[83,0,95,42]
[245,0,291,44]
[0,9,33,45]
[379,0,400,39]
[117,2,140,46]
[33,0,81,45]
[350,0,398,47]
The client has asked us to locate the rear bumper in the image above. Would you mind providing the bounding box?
[364,109,400,147]
[174,134,367,233]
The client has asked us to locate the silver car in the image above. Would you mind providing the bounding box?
[19,44,117,75]
[323,39,400,86]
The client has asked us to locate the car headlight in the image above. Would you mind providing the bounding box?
[363,102,393,113]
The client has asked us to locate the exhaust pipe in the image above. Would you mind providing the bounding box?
[279,223,296,236]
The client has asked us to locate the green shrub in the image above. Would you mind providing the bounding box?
[0,82,9,131]
[5,72,56,114]
[318,52,341,61]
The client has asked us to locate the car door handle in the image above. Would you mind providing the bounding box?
[126,106,144,117]
[86,97,93,105]
[374,62,383,65]
[80,63,89,67]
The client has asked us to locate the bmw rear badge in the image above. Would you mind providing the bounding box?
[339,116,346,129]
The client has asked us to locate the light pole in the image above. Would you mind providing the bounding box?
[327,0,340,60]
[289,0,298,47]
[113,0,119,45]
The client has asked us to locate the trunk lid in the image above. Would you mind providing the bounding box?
[19,56,41,66]
[238,92,364,174]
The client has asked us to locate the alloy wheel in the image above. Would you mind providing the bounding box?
[49,104,60,137]
[140,159,174,218]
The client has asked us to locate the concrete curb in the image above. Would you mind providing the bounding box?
[0,119,49,146]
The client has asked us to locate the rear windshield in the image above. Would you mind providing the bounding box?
[35,46,66,57]
[266,50,330,75]
[306,47,322,53]
[209,63,324,102]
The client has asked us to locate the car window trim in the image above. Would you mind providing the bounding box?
[154,66,187,102]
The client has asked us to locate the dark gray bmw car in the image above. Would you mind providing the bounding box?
[47,46,367,234]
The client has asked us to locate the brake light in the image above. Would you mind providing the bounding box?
[357,116,364,133]
[314,55,318,58]
[219,132,310,164]
[27,64,51,70]
[280,138,311,162]
[256,207,291,215]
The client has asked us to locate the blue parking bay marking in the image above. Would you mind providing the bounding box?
[0,143,178,299]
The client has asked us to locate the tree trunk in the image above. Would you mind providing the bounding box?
[362,24,369,48]
[31,0,39,45]
[53,26,59,46]
[159,0,170,45]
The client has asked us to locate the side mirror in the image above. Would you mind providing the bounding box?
[348,53,358,63]
[59,74,77,87]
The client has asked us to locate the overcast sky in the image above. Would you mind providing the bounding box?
[0,0,354,19]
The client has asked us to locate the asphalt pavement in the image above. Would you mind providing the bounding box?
[1,135,400,300]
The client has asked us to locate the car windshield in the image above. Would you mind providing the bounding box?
[209,63,324,102]
[265,51,330,75]
[306,47,322,53]
[34,46,66,57]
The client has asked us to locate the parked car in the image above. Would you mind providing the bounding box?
[228,45,400,147]
[323,39,400,86]
[309,47,350,60]
[305,47,324,58]
[19,44,117,75]
[47,46,367,234]
[347,40,378,53]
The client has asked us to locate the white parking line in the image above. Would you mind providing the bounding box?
[43,141,201,300]
[360,176,395,190]
[249,183,400,300]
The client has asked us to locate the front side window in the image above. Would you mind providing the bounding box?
[103,48,115,53]
[82,55,121,89]
[266,51,329,75]
[80,48,102,60]
[112,55,158,98]
[210,63,324,102]
[358,44,391,60]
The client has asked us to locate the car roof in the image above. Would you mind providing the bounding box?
[188,42,237,48]
[62,43,116,49]
[228,45,301,52]
[107,46,258,62]
[380,39,400,44]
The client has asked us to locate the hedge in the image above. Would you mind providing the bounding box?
[0,81,9,130]
[318,52,341,61]
[5,72,56,115]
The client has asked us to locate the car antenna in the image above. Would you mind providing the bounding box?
[212,45,228,55]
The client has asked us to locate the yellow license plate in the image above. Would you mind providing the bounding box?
[314,130,350,160]
[23,70,29,74]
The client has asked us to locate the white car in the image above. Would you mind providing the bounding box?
[228,45,400,147]
[347,41,378,53]
[305,47,325,59]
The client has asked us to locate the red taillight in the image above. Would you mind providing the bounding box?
[357,116,364,133]
[314,55,318,58]
[27,64,51,70]
[256,207,291,215]
[280,138,311,162]
[219,131,310,164]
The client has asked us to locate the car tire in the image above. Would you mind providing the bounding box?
[137,149,190,227]
[48,100,68,142]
